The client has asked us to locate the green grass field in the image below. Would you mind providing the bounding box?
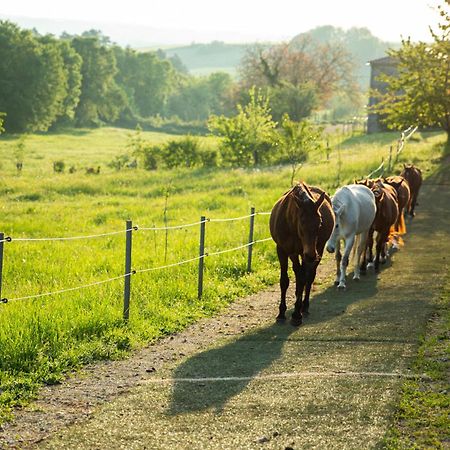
[0,127,446,423]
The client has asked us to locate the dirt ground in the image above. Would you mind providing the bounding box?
[1,166,449,449]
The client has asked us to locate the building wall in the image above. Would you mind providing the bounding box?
[367,57,398,134]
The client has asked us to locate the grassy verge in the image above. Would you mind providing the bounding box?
[382,254,449,449]
[0,129,446,423]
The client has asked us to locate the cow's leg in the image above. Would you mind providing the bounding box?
[374,231,387,273]
[366,228,375,269]
[276,246,289,322]
[291,256,306,327]
[303,260,319,316]
[338,234,355,289]
[354,232,368,280]
[334,240,342,285]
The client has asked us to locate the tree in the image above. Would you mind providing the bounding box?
[208,87,277,167]
[166,72,233,121]
[72,36,127,126]
[55,39,83,122]
[269,82,318,122]
[238,40,358,110]
[0,21,70,132]
[277,114,324,186]
[373,1,450,146]
[114,46,176,119]
[38,35,82,124]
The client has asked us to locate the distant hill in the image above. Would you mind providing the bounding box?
[1,15,399,87]
[162,26,399,87]
[161,41,252,77]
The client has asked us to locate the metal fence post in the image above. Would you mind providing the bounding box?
[123,220,133,321]
[247,207,255,273]
[0,233,4,303]
[198,216,206,299]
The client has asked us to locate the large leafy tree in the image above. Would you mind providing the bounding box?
[166,72,233,121]
[373,1,450,145]
[72,36,127,126]
[0,21,69,132]
[55,39,83,122]
[238,39,358,115]
[39,35,83,124]
[133,53,174,117]
[114,47,176,118]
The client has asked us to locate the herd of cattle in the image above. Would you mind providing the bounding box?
[269,164,423,326]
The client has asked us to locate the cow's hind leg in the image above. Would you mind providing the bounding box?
[276,245,289,322]
[291,255,306,326]
[334,240,342,285]
[338,234,355,289]
[353,232,368,280]
[303,260,319,317]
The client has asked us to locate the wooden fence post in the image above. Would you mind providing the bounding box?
[247,207,255,273]
[123,220,133,321]
[198,216,206,299]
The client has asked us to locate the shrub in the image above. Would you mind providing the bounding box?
[108,153,131,171]
[140,145,161,170]
[53,160,65,173]
[161,136,201,168]
[200,148,219,167]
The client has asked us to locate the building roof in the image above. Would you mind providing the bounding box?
[368,55,397,66]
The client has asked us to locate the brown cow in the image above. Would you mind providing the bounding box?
[400,164,422,217]
[384,175,410,246]
[366,181,399,273]
[270,182,334,326]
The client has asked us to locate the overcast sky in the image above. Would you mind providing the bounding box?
[0,0,441,43]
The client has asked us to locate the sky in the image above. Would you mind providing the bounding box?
[0,0,441,44]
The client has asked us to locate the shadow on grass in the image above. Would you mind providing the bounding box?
[304,270,379,327]
[166,322,297,416]
[166,268,383,417]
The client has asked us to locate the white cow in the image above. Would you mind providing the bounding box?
[326,184,376,289]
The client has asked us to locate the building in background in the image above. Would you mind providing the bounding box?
[367,56,398,133]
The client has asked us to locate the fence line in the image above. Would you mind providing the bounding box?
[0,207,273,306]
[138,219,209,231]
[1,237,272,304]
[1,212,273,243]
[364,125,418,179]
[6,228,138,243]
[5,273,131,303]
[0,126,418,311]
[366,160,385,179]
[209,213,255,223]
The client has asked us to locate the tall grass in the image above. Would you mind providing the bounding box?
[0,128,445,422]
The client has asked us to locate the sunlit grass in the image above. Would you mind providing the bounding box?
[0,128,445,422]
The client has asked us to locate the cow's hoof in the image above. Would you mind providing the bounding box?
[290,316,302,327]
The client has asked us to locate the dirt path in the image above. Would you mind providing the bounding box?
[1,165,449,449]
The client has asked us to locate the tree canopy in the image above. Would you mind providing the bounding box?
[373,1,450,145]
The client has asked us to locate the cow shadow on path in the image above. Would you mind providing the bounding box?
[167,269,381,417]
[166,320,297,416]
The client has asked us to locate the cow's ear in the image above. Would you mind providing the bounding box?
[315,191,326,210]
